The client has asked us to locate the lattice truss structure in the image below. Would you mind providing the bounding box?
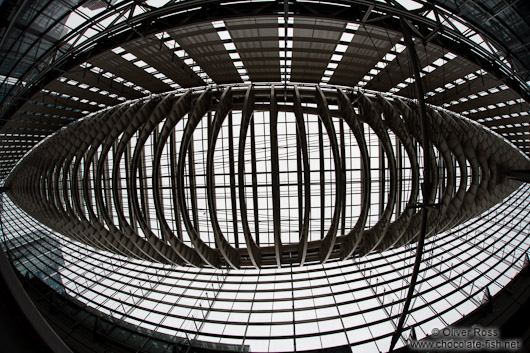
[2,2,530,181]
[2,186,530,352]
[6,86,529,269]
[1,1,530,352]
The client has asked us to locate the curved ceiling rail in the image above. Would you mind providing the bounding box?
[2,0,529,129]
[5,85,528,269]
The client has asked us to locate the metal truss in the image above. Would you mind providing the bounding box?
[2,0,529,129]
[6,84,529,269]
[2,184,530,351]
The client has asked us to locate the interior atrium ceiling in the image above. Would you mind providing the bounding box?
[6,86,529,269]
[1,1,530,352]
[433,0,530,83]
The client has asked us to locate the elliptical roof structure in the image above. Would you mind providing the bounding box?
[6,86,529,269]
[1,1,530,352]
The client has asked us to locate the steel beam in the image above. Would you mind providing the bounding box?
[237,86,262,268]
[206,87,240,269]
[176,90,221,268]
[269,86,282,267]
[315,87,343,263]
[337,89,371,260]
[293,86,311,266]
[389,18,434,352]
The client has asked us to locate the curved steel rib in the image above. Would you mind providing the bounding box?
[337,89,371,259]
[356,93,398,256]
[206,87,241,269]
[293,86,311,266]
[237,86,262,268]
[176,89,222,268]
[7,85,529,269]
[315,86,343,263]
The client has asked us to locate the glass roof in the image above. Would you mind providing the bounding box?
[1,0,530,182]
[1,1,530,352]
[2,183,529,351]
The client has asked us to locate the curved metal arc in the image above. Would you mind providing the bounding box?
[293,86,311,266]
[315,86,343,263]
[269,86,283,267]
[94,104,131,227]
[50,142,69,218]
[51,110,137,256]
[81,109,119,224]
[8,85,529,270]
[136,94,176,242]
[128,98,161,239]
[176,89,222,268]
[70,120,96,223]
[237,86,262,268]
[206,87,241,269]
[457,122,481,218]
[33,141,65,229]
[115,97,189,264]
[27,153,59,226]
[48,142,68,220]
[151,92,204,267]
[60,136,79,219]
[118,99,185,264]
[126,99,169,246]
[389,19,433,352]
[101,101,171,264]
[59,120,123,253]
[356,93,398,255]
[81,145,99,223]
[336,89,371,259]
[422,110,456,229]
[109,101,144,233]
[403,109,467,237]
[440,113,469,226]
[80,107,147,258]
[375,97,420,251]
[131,96,203,266]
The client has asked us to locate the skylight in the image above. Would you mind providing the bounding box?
[321,23,360,83]
[212,21,250,83]
[357,40,405,87]
[388,52,456,94]
[279,16,294,83]
[111,46,180,90]
[156,32,214,85]
[80,62,149,97]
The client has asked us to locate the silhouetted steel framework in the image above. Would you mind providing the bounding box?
[6,85,529,269]
[1,1,530,350]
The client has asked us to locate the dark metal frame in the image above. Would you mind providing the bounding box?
[2,0,529,129]
[1,186,529,349]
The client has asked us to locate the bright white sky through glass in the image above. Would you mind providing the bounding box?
[2,184,529,352]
